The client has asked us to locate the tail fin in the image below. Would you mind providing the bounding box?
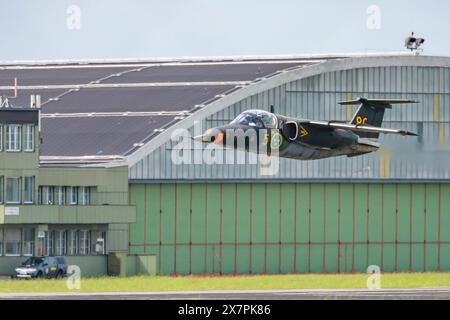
[338,97,418,138]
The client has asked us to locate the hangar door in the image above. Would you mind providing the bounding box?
[129,183,450,275]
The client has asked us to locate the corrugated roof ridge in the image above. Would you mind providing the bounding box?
[0,51,414,67]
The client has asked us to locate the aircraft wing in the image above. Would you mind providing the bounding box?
[305,120,418,136]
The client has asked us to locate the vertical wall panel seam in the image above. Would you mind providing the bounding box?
[173,184,178,275]
[294,184,298,274]
[322,184,326,273]
[144,184,147,254]
[249,184,253,274]
[159,183,162,274]
[409,183,413,272]
[366,184,370,269]
[337,183,341,273]
[128,185,132,254]
[308,183,312,273]
[204,184,208,274]
[220,183,223,274]
[279,183,282,274]
[423,184,427,272]
[264,183,268,274]
[395,183,399,272]
[352,184,355,273]
[234,183,238,275]
[438,183,442,271]
[381,184,384,272]
[189,183,193,275]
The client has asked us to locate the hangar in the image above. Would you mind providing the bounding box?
[0,52,449,276]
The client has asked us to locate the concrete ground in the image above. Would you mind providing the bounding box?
[0,288,450,300]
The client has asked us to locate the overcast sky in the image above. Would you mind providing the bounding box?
[0,0,448,61]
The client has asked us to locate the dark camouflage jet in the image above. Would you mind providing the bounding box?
[194,98,418,160]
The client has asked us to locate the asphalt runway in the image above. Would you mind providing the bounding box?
[1,288,450,300]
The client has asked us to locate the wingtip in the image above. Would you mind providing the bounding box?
[405,131,419,136]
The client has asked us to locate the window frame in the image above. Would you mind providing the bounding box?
[44,230,54,256]
[70,230,79,255]
[46,186,54,205]
[6,177,21,204]
[79,230,91,255]
[79,187,90,206]
[55,186,65,205]
[23,176,35,204]
[4,228,21,257]
[0,176,4,204]
[0,124,3,151]
[69,187,78,205]
[0,228,3,256]
[6,124,21,152]
[23,124,35,152]
[22,227,35,256]
[54,230,67,256]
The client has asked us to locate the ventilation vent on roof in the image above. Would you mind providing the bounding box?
[30,94,41,108]
[133,142,144,147]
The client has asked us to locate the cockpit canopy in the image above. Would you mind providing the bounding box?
[230,110,278,129]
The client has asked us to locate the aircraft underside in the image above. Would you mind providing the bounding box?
[279,141,379,160]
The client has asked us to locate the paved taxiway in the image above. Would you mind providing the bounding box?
[0,288,450,300]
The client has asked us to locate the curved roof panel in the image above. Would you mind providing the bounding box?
[0,56,340,162]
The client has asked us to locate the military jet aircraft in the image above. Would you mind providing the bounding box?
[194,97,418,160]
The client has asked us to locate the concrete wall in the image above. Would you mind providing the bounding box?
[66,256,108,277]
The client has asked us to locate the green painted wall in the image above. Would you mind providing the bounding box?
[129,183,450,275]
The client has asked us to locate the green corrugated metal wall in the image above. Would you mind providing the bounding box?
[129,183,450,275]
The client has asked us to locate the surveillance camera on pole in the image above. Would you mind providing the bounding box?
[405,32,425,52]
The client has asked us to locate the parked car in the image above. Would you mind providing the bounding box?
[13,256,68,279]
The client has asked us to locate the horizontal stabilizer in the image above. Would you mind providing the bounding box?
[338,97,418,108]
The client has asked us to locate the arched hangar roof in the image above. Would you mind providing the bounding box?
[1,53,448,167]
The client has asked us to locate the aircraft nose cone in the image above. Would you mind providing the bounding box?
[193,134,207,142]
[193,128,224,144]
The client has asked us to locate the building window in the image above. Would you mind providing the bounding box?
[0,176,3,204]
[79,230,91,255]
[54,230,67,256]
[79,187,90,205]
[5,229,21,256]
[55,186,65,205]
[6,125,21,151]
[23,125,34,151]
[44,231,54,256]
[38,186,43,204]
[46,186,54,205]
[69,187,78,205]
[6,177,21,203]
[23,176,35,204]
[69,230,79,255]
[23,228,35,256]
[0,229,3,256]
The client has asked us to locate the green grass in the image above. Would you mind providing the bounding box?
[1,273,450,293]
